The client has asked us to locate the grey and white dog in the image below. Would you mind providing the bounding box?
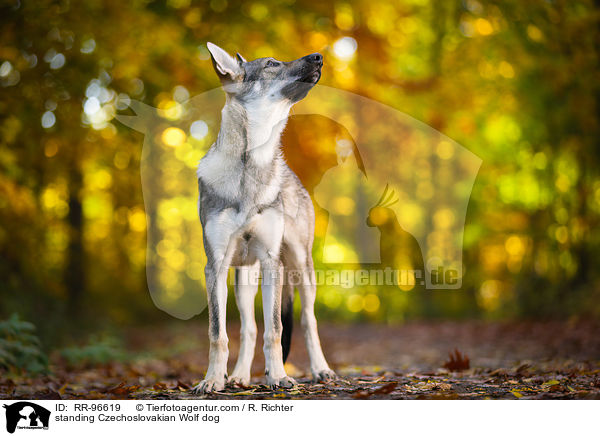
[192,42,335,393]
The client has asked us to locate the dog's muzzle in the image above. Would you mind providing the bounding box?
[299,53,323,84]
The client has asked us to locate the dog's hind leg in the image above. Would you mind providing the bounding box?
[281,268,295,364]
[261,258,296,389]
[297,256,336,382]
[229,262,260,386]
[252,208,296,389]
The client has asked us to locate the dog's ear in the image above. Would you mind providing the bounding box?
[207,42,243,82]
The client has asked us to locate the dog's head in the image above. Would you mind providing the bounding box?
[206,42,323,106]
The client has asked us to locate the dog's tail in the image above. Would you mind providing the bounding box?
[281,282,294,363]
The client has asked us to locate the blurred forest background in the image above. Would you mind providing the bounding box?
[1,0,599,351]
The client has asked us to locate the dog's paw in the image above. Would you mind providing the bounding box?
[266,375,297,390]
[191,377,226,394]
[312,368,337,382]
[227,375,251,388]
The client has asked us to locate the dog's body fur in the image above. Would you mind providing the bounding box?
[192,43,334,393]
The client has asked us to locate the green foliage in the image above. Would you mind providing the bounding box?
[60,335,127,367]
[0,0,599,324]
[0,314,48,375]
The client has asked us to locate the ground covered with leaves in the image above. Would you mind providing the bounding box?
[2,321,599,400]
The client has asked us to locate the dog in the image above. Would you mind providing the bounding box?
[192,43,335,393]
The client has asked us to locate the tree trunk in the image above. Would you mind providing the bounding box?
[65,167,84,315]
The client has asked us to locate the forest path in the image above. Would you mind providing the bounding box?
[2,321,599,400]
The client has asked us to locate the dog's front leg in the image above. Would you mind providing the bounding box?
[192,258,230,394]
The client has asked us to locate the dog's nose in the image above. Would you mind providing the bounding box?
[308,53,323,64]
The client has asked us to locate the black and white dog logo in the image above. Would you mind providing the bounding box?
[3,402,50,433]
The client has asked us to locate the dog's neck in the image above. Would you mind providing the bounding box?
[216,97,291,166]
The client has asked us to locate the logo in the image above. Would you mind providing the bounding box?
[3,402,50,434]
[116,84,481,318]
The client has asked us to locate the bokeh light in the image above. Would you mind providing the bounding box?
[1,0,598,327]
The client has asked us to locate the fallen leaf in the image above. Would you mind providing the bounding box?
[432,383,452,391]
[489,368,507,377]
[416,393,460,400]
[443,349,470,371]
[356,376,385,384]
[352,381,398,398]
[85,391,107,399]
[549,384,568,393]
[374,381,398,394]
[217,389,257,396]
[106,382,140,397]
[177,380,190,390]
[352,390,371,399]
[35,389,61,400]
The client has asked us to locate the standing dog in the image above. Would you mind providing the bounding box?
[192,43,335,393]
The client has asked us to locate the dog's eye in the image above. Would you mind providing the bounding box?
[265,60,280,68]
